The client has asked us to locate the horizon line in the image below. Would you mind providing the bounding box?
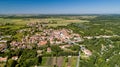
[0,13,120,15]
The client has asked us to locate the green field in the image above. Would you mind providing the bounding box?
[0,16,89,26]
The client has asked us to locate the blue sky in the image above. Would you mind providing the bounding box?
[0,0,120,14]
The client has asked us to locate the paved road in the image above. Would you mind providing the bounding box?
[76,51,80,67]
[84,35,119,39]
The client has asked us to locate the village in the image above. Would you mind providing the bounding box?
[0,14,119,67]
[0,22,93,67]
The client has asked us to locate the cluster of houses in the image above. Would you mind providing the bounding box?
[10,28,83,50]
[0,57,7,62]
[0,35,11,52]
[0,22,92,65]
[0,36,18,65]
[0,44,6,52]
[0,56,18,63]
[80,45,92,57]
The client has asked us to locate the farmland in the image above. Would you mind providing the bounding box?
[0,16,90,26]
[40,56,77,67]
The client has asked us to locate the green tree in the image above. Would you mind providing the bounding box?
[7,59,17,67]
[51,45,62,67]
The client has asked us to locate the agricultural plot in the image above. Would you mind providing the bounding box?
[0,17,89,26]
[62,56,77,67]
[40,56,77,67]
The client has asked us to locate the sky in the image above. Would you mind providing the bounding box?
[0,0,120,14]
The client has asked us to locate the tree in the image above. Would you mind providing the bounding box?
[51,45,62,67]
[51,45,62,53]
[7,59,17,67]
[18,49,39,67]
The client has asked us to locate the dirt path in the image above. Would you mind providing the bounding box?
[67,57,71,67]
[52,57,56,66]
[57,57,63,67]
[76,51,80,67]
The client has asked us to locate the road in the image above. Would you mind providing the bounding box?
[76,51,80,67]
[84,35,119,39]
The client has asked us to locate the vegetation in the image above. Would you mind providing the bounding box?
[0,15,120,67]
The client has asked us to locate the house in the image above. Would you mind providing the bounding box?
[83,49,92,56]
[0,57,7,62]
[0,40,7,43]
[12,56,18,60]
[60,44,71,49]
[47,47,51,52]
[81,47,92,56]
[37,50,43,54]
[37,50,43,56]
[0,44,7,52]
[38,41,47,46]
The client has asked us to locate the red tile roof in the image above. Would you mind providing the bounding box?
[39,41,47,45]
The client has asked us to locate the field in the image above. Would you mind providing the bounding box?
[40,56,77,67]
[0,16,90,26]
[48,19,88,27]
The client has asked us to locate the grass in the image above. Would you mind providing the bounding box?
[62,57,68,67]
[0,63,6,67]
[0,17,89,27]
[71,56,77,67]
[0,25,24,29]
[48,19,89,27]
[0,18,29,25]
[40,57,48,65]
[13,33,24,41]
